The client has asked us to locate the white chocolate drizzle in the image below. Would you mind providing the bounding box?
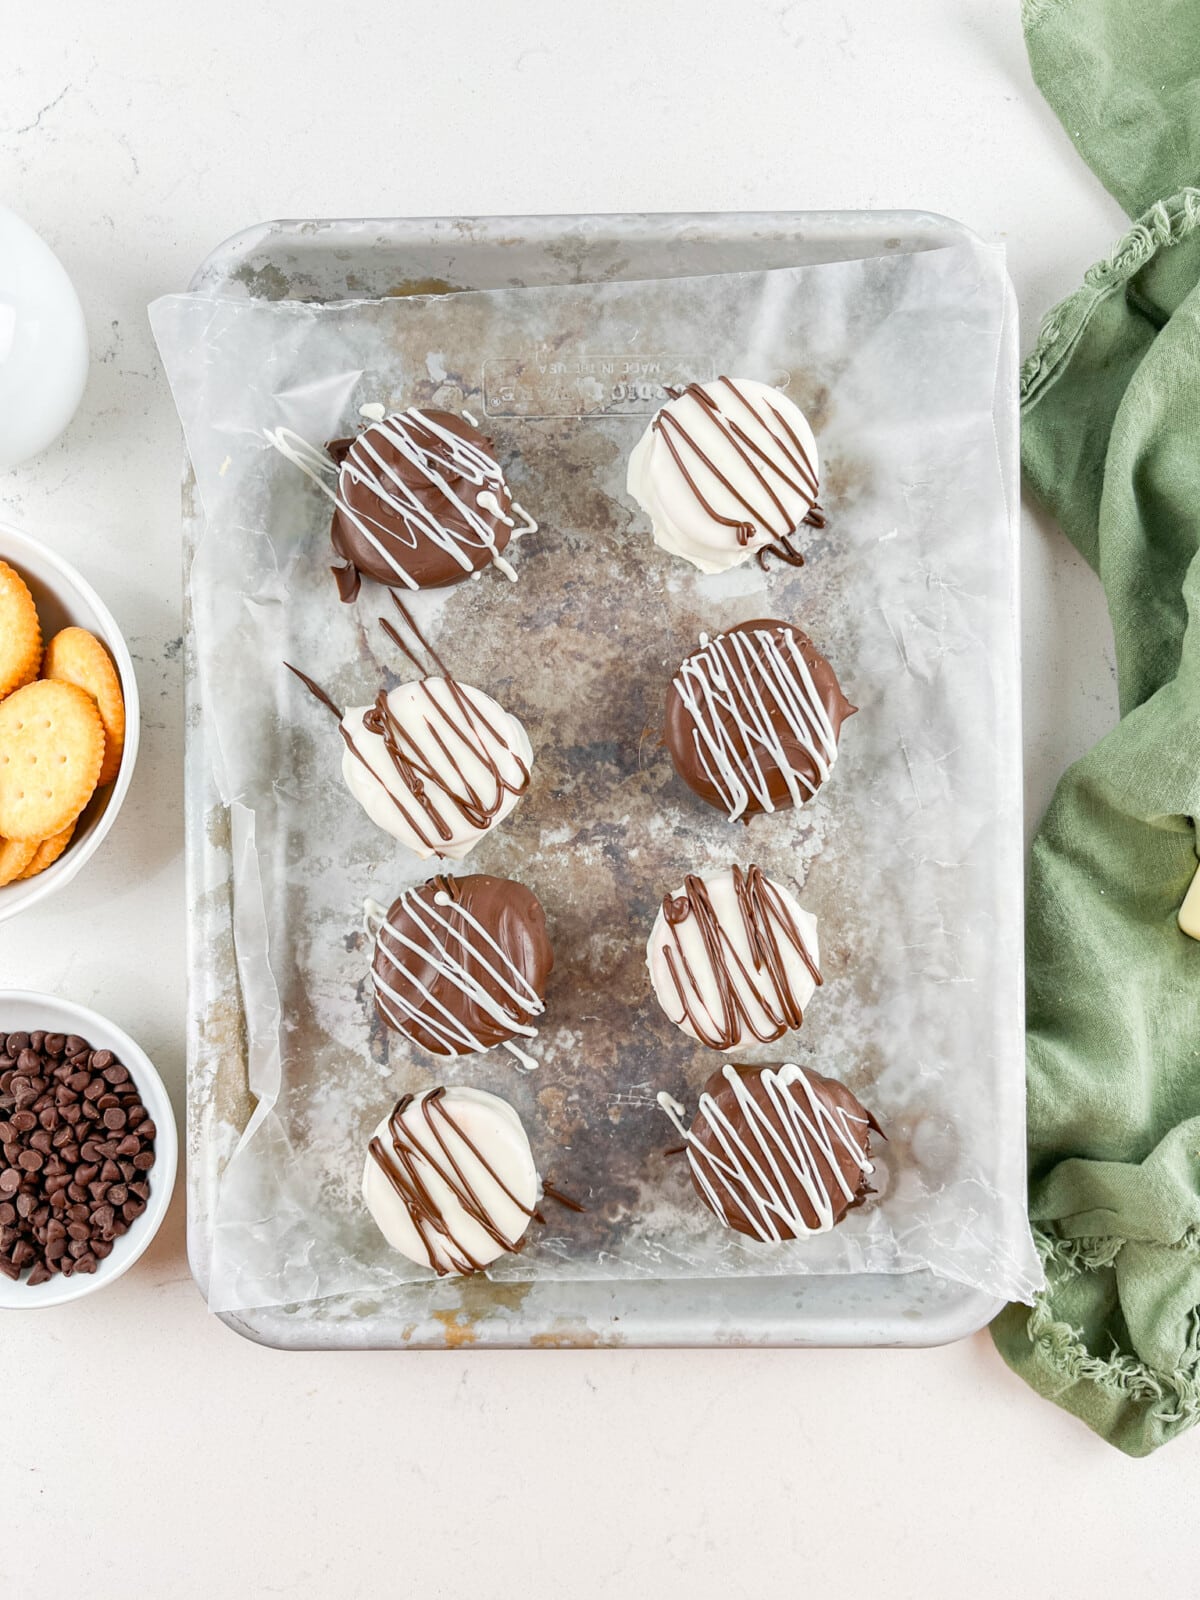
[674,626,840,821]
[373,885,544,1070]
[265,406,536,590]
[657,1063,874,1239]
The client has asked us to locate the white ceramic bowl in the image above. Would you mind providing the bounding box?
[0,993,177,1307]
[0,522,139,922]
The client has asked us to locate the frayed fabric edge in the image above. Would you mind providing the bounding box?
[1020,188,1200,408]
[1019,1228,1200,1428]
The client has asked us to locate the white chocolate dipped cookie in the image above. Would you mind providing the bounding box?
[286,602,533,862]
[340,676,532,860]
[627,377,824,574]
[363,1086,541,1276]
[646,864,821,1051]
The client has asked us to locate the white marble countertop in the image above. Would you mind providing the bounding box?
[2,1,1191,1595]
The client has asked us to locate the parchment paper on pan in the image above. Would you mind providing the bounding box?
[151,240,1041,1313]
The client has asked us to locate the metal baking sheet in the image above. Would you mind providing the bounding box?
[182,212,1023,1348]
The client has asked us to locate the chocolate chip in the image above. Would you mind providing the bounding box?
[0,1029,156,1286]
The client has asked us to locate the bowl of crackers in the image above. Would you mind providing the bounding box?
[0,523,138,921]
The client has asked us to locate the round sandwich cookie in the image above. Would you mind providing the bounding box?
[369,873,553,1072]
[646,864,820,1051]
[287,662,533,863]
[664,618,855,823]
[362,1085,543,1277]
[267,403,536,600]
[627,376,824,574]
[657,1062,881,1240]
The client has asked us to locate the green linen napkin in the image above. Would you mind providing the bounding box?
[990,0,1200,1456]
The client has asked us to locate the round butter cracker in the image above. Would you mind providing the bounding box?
[16,821,76,881]
[41,626,126,786]
[0,680,105,841]
[0,561,42,702]
[0,837,37,888]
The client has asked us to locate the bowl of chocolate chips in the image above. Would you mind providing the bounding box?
[0,993,177,1306]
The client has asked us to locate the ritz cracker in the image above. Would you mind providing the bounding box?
[0,561,126,885]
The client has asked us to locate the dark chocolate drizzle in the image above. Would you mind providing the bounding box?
[658,865,822,1050]
[652,377,822,558]
[368,1087,543,1277]
[382,593,452,678]
[285,639,530,856]
[539,1178,585,1214]
[358,676,530,847]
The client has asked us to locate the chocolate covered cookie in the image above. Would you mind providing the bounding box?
[369,873,553,1070]
[664,619,855,822]
[268,403,536,599]
[658,1063,880,1239]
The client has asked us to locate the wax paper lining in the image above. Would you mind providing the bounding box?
[151,241,1042,1313]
